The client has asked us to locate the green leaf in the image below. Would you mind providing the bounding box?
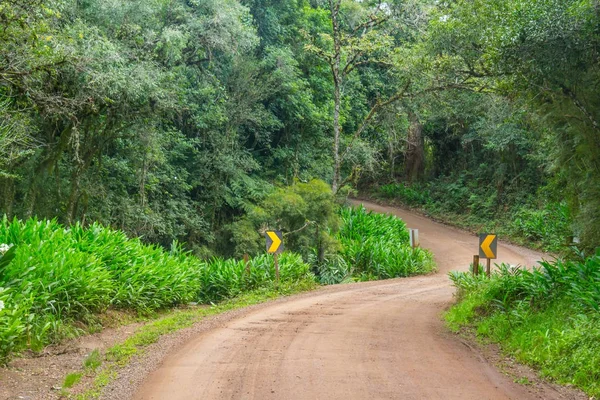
[0,246,17,271]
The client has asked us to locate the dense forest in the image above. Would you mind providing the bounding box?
[0,0,598,254]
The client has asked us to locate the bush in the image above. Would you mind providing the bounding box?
[197,253,316,303]
[229,179,340,259]
[379,183,430,207]
[512,202,571,252]
[310,252,353,285]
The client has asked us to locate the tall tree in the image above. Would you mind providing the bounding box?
[305,0,407,192]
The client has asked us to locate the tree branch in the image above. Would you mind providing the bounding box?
[340,80,412,164]
[561,84,600,133]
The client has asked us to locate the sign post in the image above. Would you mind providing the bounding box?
[243,253,250,280]
[478,234,497,278]
[265,230,284,287]
[409,229,419,248]
[274,253,280,288]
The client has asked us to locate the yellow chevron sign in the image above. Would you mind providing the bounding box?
[265,230,283,254]
[479,234,497,259]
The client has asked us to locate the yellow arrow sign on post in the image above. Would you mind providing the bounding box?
[265,230,283,254]
[479,234,497,259]
[265,230,284,289]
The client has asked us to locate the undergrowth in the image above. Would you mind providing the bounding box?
[446,252,600,397]
[375,182,571,253]
[0,206,429,363]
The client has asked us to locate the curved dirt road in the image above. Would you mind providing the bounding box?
[134,201,558,400]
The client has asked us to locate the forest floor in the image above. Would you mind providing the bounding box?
[0,201,587,400]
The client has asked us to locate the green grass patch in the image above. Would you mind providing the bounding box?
[63,372,83,389]
[446,254,600,397]
[83,350,102,372]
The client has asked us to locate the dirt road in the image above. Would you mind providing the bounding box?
[133,200,560,400]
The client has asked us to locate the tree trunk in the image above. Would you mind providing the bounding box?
[388,135,396,181]
[66,170,81,225]
[1,178,15,218]
[332,76,341,193]
[330,0,342,194]
[405,111,425,182]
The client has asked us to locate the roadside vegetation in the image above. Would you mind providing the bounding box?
[446,253,600,397]
[334,206,435,282]
[0,189,432,364]
[373,182,571,253]
[0,216,316,363]
[0,0,598,396]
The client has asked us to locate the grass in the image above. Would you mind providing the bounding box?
[83,350,102,372]
[446,253,600,397]
[63,372,83,389]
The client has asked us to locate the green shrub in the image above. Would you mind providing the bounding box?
[512,202,571,252]
[379,183,430,206]
[198,253,316,303]
[310,253,354,285]
[229,179,340,259]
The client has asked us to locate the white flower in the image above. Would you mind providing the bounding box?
[0,300,4,312]
[0,244,10,254]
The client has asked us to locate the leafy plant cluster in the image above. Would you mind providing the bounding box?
[0,201,430,363]
[446,253,600,397]
[327,206,436,281]
[379,183,431,207]
[0,217,316,363]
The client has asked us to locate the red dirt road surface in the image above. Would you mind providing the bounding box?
[133,200,573,400]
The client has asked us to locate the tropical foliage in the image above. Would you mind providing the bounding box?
[0,216,316,363]
[0,203,426,363]
[334,206,435,281]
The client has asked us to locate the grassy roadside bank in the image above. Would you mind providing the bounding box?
[0,205,435,399]
[0,217,317,364]
[445,254,600,398]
